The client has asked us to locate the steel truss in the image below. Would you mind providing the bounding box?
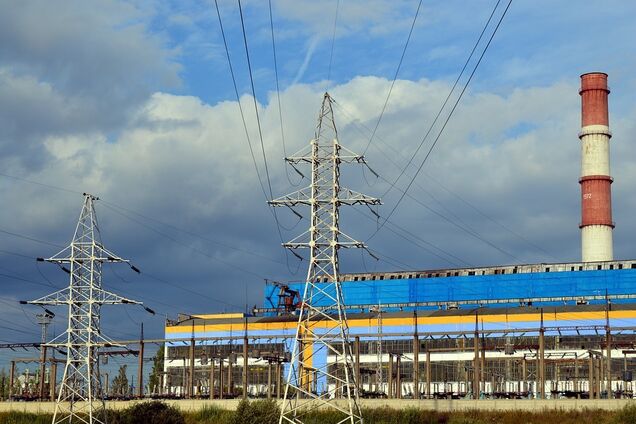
[27,194,143,424]
[270,93,380,424]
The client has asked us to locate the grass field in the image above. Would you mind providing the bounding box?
[2,400,636,424]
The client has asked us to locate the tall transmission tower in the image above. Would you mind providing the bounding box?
[271,93,380,424]
[24,193,147,424]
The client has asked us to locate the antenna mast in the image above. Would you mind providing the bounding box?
[271,93,380,423]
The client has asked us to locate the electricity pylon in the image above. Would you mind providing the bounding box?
[26,193,145,424]
[271,93,380,424]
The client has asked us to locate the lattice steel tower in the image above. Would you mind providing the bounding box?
[26,194,144,424]
[271,93,380,424]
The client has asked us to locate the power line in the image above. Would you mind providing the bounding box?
[379,0,504,201]
[0,172,82,195]
[0,172,286,266]
[373,0,514,238]
[215,0,300,276]
[237,0,275,201]
[100,202,268,281]
[268,0,287,160]
[334,100,550,262]
[213,0,270,204]
[362,0,422,156]
[100,200,283,266]
[0,228,65,249]
[325,0,340,86]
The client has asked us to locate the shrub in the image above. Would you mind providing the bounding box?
[0,411,52,424]
[231,399,279,424]
[612,404,636,424]
[121,401,185,424]
[188,405,233,424]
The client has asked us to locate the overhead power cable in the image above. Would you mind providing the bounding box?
[334,100,553,262]
[0,228,65,249]
[374,0,514,238]
[100,202,267,281]
[380,0,504,201]
[237,0,275,201]
[218,0,300,275]
[362,0,423,156]
[325,0,340,87]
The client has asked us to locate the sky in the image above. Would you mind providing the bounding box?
[1,0,636,379]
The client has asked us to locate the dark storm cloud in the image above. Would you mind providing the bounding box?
[0,0,180,167]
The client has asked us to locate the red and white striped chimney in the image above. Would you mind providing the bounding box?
[579,72,614,262]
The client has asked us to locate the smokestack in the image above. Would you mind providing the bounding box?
[579,72,614,262]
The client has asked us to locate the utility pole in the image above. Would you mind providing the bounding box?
[24,193,150,424]
[271,93,380,424]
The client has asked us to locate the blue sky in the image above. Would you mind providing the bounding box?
[1,0,636,381]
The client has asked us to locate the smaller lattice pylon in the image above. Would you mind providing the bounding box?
[24,193,146,424]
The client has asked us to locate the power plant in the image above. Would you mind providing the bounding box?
[153,73,636,402]
[3,2,635,423]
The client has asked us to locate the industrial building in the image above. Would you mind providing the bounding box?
[162,73,636,400]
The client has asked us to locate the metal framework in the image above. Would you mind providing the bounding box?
[26,193,143,424]
[270,93,380,423]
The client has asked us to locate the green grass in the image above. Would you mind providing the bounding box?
[1,403,635,424]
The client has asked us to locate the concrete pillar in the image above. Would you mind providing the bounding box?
[522,359,527,394]
[267,361,272,399]
[539,328,545,399]
[276,362,282,399]
[227,355,233,396]
[413,334,419,398]
[607,327,613,398]
[426,350,431,399]
[588,355,594,399]
[219,358,224,400]
[9,361,15,400]
[50,361,57,401]
[473,330,480,398]
[137,341,145,398]
[575,354,580,397]
[209,361,215,400]
[243,337,249,399]
[188,338,195,398]
[396,356,402,399]
[354,336,360,395]
[38,345,47,400]
[388,354,394,399]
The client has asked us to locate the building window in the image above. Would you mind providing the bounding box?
[379,275,384,280]
[354,276,358,281]
[597,265,602,270]
[446,272,451,277]
[609,264,614,270]
[361,276,366,281]
[390,275,395,280]
[501,269,505,275]
[371,276,376,280]
[513,268,518,274]
[570,266,575,271]
[468,271,475,276]
[427,273,432,278]
[619,264,623,270]
[579,266,583,271]
[632,264,636,269]
[545,267,550,272]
